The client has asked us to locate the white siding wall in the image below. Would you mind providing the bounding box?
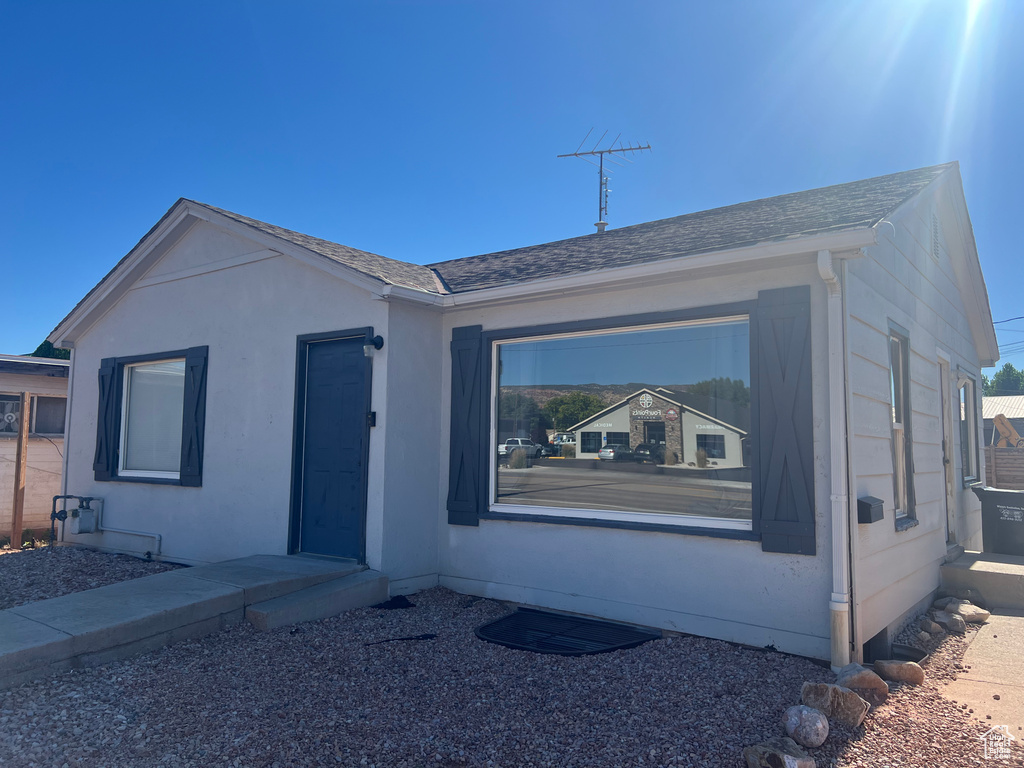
[845,189,984,652]
[438,261,835,659]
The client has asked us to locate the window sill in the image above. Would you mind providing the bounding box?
[894,516,919,533]
[479,510,759,541]
[100,475,193,487]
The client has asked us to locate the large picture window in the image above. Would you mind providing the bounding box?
[492,316,752,529]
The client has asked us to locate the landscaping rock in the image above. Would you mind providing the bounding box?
[919,617,942,634]
[835,662,889,707]
[949,601,991,624]
[933,610,967,634]
[801,682,870,728]
[873,660,925,686]
[743,736,815,768]
[933,596,959,610]
[783,704,829,748]
[916,631,931,644]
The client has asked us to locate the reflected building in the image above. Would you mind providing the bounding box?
[569,387,749,469]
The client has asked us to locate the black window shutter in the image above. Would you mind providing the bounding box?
[93,358,119,481]
[179,346,209,487]
[755,286,815,555]
[448,325,485,525]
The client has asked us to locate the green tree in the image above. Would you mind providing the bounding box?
[28,340,70,360]
[544,391,606,431]
[985,363,1024,396]
[687,377,750,407]
[498,392,551,443]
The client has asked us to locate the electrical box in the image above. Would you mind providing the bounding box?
[857,495,884,524]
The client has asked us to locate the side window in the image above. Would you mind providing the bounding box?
[94,347,208,486]
[33,397,67,435]
[888,328,914,520]
[119,359,186,478]
[959,376,978,482]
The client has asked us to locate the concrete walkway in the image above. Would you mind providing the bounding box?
[942,611,1024,737]
[0,555,387,690]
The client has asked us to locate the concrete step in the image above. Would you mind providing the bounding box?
[246,570,389,631]
[0,554,373,691]
[941,551,1024,610]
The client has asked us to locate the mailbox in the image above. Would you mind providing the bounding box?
[858,495,884,524]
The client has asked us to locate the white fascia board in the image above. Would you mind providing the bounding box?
[378,284,447,309]
[933,171,1000,367]
[438,227,878,309]
[49,205,200,346]
[0,354,70,368]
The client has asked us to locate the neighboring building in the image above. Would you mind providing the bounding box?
[569,387,749,468]
[982,395,1024,446]
[0,354,69,540]
[48,162,996,669]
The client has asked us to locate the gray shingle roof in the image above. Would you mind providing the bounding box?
[429,163,955,293]
[193,201,441,293]
[50,163,955,342]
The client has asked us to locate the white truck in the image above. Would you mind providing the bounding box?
[497,438,543,460]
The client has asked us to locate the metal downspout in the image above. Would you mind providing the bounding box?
[818,250,852,670]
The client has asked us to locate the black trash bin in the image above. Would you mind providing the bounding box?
[970,486,1024,556]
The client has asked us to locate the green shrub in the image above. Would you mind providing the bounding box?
[509,450,530,469]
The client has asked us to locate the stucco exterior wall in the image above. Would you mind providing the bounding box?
[845,187,985,653]
[62,222,391,566]
[378,299,444,592]
[438,261,835,659]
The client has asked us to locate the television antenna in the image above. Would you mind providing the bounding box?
[558,130,652,233]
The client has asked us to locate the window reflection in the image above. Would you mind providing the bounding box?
[494,317,752,525]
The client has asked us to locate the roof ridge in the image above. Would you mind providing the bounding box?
[428,162,956,268]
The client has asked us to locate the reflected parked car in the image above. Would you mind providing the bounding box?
[597,444,633,461]
[633,443,666,464]
[539,443,561,457]
[498,438,543,460]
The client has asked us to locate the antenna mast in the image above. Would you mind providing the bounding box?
[558,130,652,233]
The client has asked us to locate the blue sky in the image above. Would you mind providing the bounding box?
[2,1,1022,374]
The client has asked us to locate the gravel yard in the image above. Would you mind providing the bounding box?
[0,549,1020,767]
[0,546,183,610]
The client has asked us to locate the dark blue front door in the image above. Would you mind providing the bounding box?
[297,337,369,560]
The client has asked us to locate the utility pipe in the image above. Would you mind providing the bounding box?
[818,249,853,670]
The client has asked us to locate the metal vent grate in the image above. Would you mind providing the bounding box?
[475,608,660,656]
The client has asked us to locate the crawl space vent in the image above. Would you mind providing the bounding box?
[475,608,660,656]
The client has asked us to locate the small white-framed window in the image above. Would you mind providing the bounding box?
[118,358,186,479]
[959,375,978,483]
[888,327,914,521]
[32,396,67,435]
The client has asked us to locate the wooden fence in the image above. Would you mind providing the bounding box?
[986,445,1024,490]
